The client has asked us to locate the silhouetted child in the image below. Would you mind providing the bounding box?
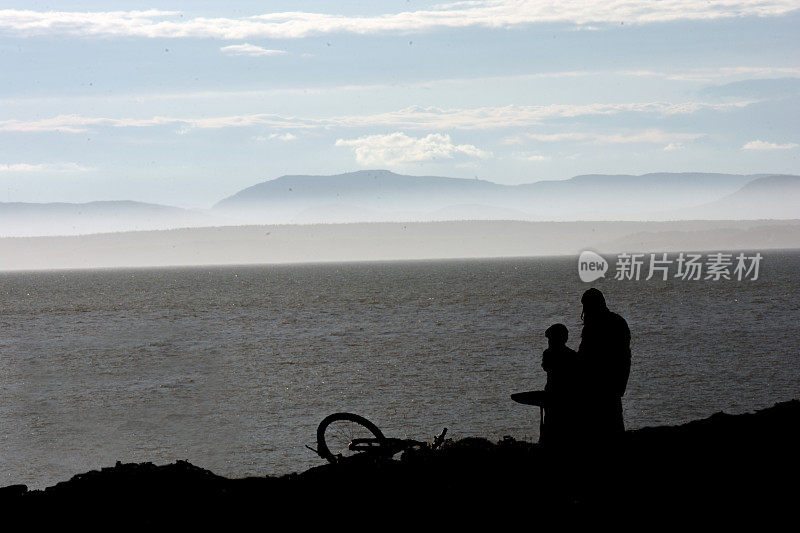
[541,323,578,444]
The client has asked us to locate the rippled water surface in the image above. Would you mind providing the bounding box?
[1,252,798,488]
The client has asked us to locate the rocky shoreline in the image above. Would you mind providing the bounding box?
[3,400,798,524]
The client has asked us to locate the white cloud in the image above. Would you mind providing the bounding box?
[318,102,748,130]
[270,132,298,141]
[1,2,798,39]
[663,143,685,151]
[474,65,800,83]
[517,132,593,142]
[0,101,752,134]
[741,140,798,150]
[0,162,93,172]
[254,133,299,141]
[3,65,793,107]
[516,152,550,161]
[513,129,705,145]
[220,43,287,57]
[335,132,491,166]
[668,66,800,81]
[587,130,704,144]
[500,135,526,145]
[0,114,108,133]
[0,113,307,133]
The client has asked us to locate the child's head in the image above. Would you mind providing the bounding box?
[545,323,568,348]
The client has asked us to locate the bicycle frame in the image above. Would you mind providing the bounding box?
[349,437,425,454]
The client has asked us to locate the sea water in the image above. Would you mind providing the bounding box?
[1,252,798,488]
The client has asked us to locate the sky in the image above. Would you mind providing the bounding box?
[1,1,799,208]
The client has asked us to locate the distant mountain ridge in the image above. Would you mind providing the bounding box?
[213,170,779,223]
[0,200,212,237]
[215,170,763,206]
[1,200,194,215]
[214,170,498,208]
[689,174,800,219]
[3,171,798,237]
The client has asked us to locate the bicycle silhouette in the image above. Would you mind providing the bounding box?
[309,413,448,464]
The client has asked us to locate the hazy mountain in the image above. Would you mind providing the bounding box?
[3,171,797,238]
[213,169,501,222]
[513,172,762,219]
[214,170,766,223]
[0,200,214,237]
[215,169,497,206]
[686,175,800,219]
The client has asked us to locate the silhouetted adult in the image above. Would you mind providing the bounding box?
[577,288,631,439]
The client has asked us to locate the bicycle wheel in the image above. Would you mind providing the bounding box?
[316,412,387,463]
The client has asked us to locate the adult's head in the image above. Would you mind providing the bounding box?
[580,288,608,322]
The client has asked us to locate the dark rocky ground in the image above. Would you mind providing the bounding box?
[2,400,798,526]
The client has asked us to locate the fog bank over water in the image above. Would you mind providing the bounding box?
[3,172,799,237]
[2,219,798,271]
